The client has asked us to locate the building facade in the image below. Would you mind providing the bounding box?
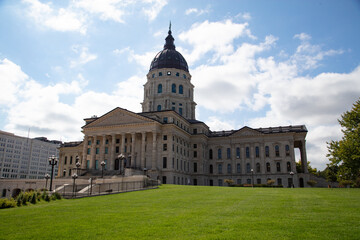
[0,130,60,179]
[59,26,310,187]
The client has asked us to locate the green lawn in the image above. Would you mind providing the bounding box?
[0,185,359,240]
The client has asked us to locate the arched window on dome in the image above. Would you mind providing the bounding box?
[157,105,162,111]
[179,85,183,94]
[158,84,162,93]
[172,84,176,93]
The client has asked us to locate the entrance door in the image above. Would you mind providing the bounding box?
[299,178,304,187]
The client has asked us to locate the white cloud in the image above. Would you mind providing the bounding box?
[205,116,236,131]
[70,46,97,68]
[235,12,251,20]
[179,20,256,65]
[142,0,168,21]
[114,47,156,70]
[185,7,209,16]
[23,0,87,34]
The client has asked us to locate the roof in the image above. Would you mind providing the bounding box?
[209,125,307,137]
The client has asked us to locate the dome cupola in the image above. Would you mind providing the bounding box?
[149,23,189,72]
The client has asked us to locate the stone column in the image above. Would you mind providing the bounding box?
[131,133,136,168]
[141,132,146,169]
[300,140,308,173]
[121,134,125,154]
[110,134,116,170]
[81,135,88,169]
[151,131,157,170]
[90,136,97,169]
[100,135,106,163]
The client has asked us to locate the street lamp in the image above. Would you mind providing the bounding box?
[48,155,58,192]
[75,161,81,175]
[117,154,125,175]
[251,168,254,188]
[290,171,294,188]
[72,173,78,198]
[44,174,50,190]
[101,161,106,178]
[63,169,66,177]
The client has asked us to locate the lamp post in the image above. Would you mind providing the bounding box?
[44,174,50,190]
[251,168,254,188]
[76,161,81,175]
[48,155,58,192]
[72,173,78,198]
[290,171,294,188]
[117,154,125,175]
[101,161,106,178]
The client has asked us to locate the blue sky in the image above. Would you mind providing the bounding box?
[1,0,360,170]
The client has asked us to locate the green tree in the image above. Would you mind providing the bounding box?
[296,160,317,174]
[327,98,360,182]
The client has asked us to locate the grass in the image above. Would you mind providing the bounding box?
[0,185,359,240]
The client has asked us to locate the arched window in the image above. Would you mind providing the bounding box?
[236,163,241,173]
[275,145,280,157]
[255,146,260,158]
[265,146,270,157]
[172,83,176,93]
[236,147,240,158]
[256,163,260,173]
[276,162,281,172]
[157,105,161,111]
[287,162,291,172]
[266,162,271,172]
[209,149,213,159]
[179,85,183,94]
[246,147,250,158]
[246,163,251,173]
[285,145,290,156]
[227,164,232,173]
[157,84,162,93]
[209,164,213,174]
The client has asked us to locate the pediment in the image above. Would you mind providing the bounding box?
[231,127,262,137]
[84,108,153,128]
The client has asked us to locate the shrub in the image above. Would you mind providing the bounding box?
[16,193,23,207]
[44,194,51,202]
[339,180,353,188]
[30,192,37,204]
[224,179,234,186]
[0,198,16,209]
[52,192,62,200]
[41,190,48,201]
[267,179,275,186]
[307,180,317,187]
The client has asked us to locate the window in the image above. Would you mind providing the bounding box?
[70,156,73,164]
[218,148,222,159]
[194,163,197,172]
[193,151,197,158]
[257,179,261,184]
[237,163,241,173]
[163,117,168,123]
[285,145,290,156]
[266,162,271,172]
[64,156,67,165]
[287,162,291,172]
[179,107,183,115]
[247,179,251,184]
[209,164,213,174]
[87,160,90,169]
[96,148,99,154]
[87,148,90,154]
[236,147,240,158]
[163,157,167,168]
[209,149,213,159]
[116,146,119,153]
[116,139,120,144]
[183,74,187,79]
[163,144,167,151]
[277,178,282,186]
[152,73,155,78]
[255,146,260,158]
[172,83,176,93]
[246,163,251,173]
[218,164,222,174]
[68,169,72,176]
[246,147,250,158]
[193,144,197,148]
[157,105,162,111]
[176,72,179,76]
[193,128,197,134]
[163,135,167,140]
[193,179,197,185]
[96,140,100,145]
[227,164,232,174]
[167,71,171,75]
[88,140,91,145]
[158,84,162,93]
[159,72,162,76]
[162,176,167,184]
[237,179,241,185]
[227,148,231,159]
[179,85,183,94]
[275,145,280,157]
[256,163,260,173]
[265,146,270,157]
[276,162,281,172]
[95,160,99,170]
[218,179,223,186]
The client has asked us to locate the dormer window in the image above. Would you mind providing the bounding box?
[159,72,162,76]
[176,72,179,76]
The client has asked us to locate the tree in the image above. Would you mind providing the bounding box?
[296,160,318,174]
[327,98,360,182]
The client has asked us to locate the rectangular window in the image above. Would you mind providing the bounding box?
[179,108,183,115]
[96,148,99,154]
[70,156,73,164]
[193,144,197,148]
[105,147,108,154]
[116,146,119,153]
[163,157,167,168]
[194,162,197,172]
[193,151,197,158]
[105,139,109,144]
[193,179,197,185]
[87,148,90,154]
[246,147,250,158]
[88,140,91,146]
[193,129,197,134]
[255,147,260,158]
[218,164,222,174]
[116,139,120,144]
[163,135,167,140]
[163,117,168,123]
[218,148,222,159]
[96,140,100,145]
[163,144,167,151]
[95,160,99,170]
[86,160,90,169]
[218,179,223,186]
[64,156,67,165]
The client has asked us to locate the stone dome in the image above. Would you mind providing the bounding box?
[149,26,189,72]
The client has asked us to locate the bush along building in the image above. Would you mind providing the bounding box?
[59,25,310,187]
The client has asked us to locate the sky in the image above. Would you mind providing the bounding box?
[1,0,360,170]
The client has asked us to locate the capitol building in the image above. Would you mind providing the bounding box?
[59,26,310,187]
